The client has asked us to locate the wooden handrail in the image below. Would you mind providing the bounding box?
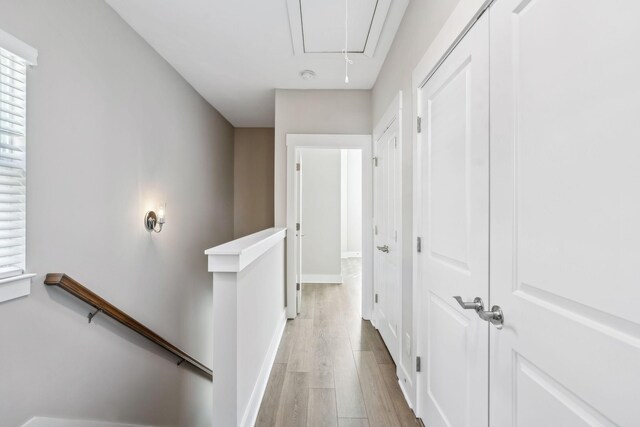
[44,273,212,378]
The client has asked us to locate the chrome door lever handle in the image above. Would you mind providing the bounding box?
[453,296,504,329]
[376,245,389,253]
[453,296,483,310]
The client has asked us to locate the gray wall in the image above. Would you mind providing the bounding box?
[0,1,234,426]
[300,149,342,279]
[371,0,461,402]
[233,128,274,238]
[274,89,371,227]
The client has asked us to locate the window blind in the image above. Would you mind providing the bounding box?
[0,47,27,279]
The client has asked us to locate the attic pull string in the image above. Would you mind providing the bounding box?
[342,0,353,83]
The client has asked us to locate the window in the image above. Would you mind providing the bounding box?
[0,29,37,302]
[0,46,28,280]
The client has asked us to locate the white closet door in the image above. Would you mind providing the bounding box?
[489,0,640,425]
[373,122,401,364]
[417,12,489,427]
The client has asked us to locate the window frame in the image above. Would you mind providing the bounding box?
[0,28,37,303]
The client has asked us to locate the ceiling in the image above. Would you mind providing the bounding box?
[106,0,409,127]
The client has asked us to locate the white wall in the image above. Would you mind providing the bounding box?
[0,1,234,426]
[274,90,372,227]
[371,0,462,406]
[341,149,362,258]
[300,149,342,282]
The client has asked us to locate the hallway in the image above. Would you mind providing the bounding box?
[256,259,419,427]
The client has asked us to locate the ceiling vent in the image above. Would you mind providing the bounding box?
[286,0,391,57]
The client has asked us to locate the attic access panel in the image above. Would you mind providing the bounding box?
[287,0,391,57]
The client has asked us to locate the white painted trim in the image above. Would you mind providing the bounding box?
[341,251,362,259]
[22,417,153,427]
[205,227,286,273]
[301,274,343,284]
[0,28,38,65]
[285,0,402,58]
[412,0,491,87]
[373,91,402,142]
[398,362,415,409]
[362,0,392,58]
[286,134,373,320]
[285,0,304,56]
[398,376,415,411]
[411,0,490,418]
[240,311,287,427]
[0,273,36,303]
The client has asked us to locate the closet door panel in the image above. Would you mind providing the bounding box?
[417,12,490,427]
[489,0,640,425]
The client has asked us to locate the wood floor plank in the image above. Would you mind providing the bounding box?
[327,336,368,419]
[354,351,401,427]
[287,318,313,372]
[275,321,296,364]
[299,285,316,319]
[379,364,420,427]
[338,419,370,427]
[259,259,419,427]
[255,363,287,427]
[362,324,394,365]
[307,388,338,427]
[346,319,372,351]
[309,330,334,388]
[275,372,310,427]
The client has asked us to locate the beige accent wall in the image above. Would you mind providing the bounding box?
[274,89,372,227]
[371,0,462,404]
[233,128,275,238]
[0,1,234,426]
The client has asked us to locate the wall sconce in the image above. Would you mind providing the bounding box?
[144,203,166,233]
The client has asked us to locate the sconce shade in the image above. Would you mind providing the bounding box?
[145,203,166,233]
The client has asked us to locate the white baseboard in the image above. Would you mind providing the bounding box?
[240,310,287,427]
[23,418,153,427]
[301,274,343,284]
[341,251,362,259]
[398,364,415,410]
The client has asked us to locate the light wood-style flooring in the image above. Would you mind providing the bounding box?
[255,259,420,427]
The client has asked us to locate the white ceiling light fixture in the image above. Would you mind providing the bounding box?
[342,0,353,83]
[300,69,317,80]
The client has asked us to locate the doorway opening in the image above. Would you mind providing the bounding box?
[295,148,363,317]
[285,134,373,320]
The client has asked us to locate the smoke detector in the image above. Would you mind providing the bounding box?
[299,70,317,80]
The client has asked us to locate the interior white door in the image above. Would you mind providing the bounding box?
[489,1,640,425]
[417,12,489,426]
[373,121,401,364]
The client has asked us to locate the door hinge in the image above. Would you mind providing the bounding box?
[417,116,422,133]
[296,283,301,291]
[296,222,300,231]
[375,293,379,303]
[374,225,378,235]
[296,162,301,171]
[417,237,422,253]
[394,137,398,148]
[416,356,422,372]
[373,156,378,167]
[395,230,398,242]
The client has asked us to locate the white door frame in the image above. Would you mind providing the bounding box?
[372,91,403,366]
[411,0,493,418]
[286,134,373,320]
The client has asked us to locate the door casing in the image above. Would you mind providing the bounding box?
[285,134,373,320]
